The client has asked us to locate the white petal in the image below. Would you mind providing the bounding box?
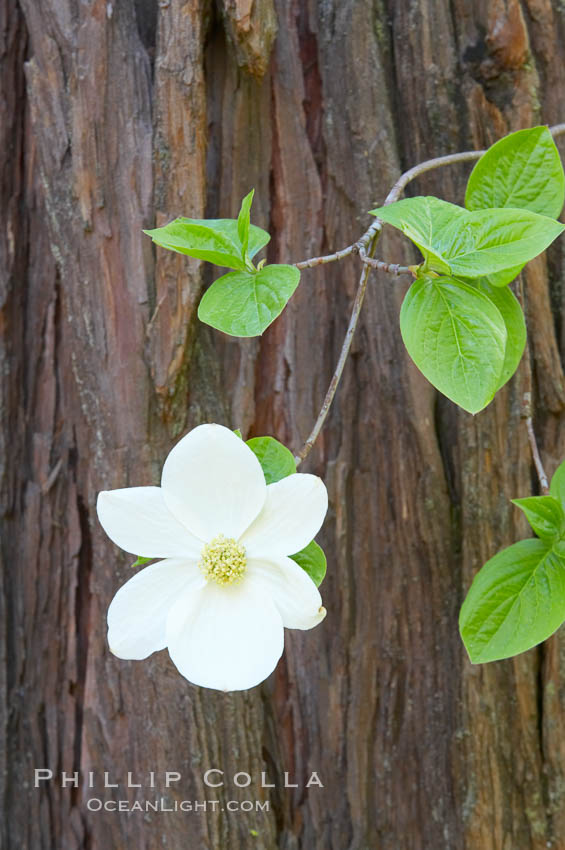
[107,559,204,660]
[240,474,328,558]
[166,580,284,691]
[97,487,203,558]
[247,556,326,630]
[161,424,266,541]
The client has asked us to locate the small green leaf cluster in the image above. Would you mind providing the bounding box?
[144,190,300,337]
[371,127,565,413]
[460,460,565,663]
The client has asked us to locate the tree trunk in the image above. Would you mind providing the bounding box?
[2,1,565,848]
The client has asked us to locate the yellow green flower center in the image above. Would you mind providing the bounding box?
[199,535,247,586]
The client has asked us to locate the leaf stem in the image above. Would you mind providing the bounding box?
[295,232,380,465]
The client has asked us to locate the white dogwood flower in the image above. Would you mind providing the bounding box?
[97,423,328,691]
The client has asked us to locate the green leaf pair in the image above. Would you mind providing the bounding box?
[372,195,564,280]
[460,460,565,664]
[144,190,300,338]
[374,127,565,413]
[144,206,268,271]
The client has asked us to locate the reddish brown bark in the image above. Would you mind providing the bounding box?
[2,1,565,848]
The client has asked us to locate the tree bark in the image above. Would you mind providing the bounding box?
[2,1,565,848]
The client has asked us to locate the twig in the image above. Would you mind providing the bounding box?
[515,278,550,494]
[294,231,412,277]
[524,407,550,494]
[384,150,484,206]
[41,458,63,494]
[146,293,167,337]
[358,245,416,275]
[295,245,356,269]
[295,232,380,465]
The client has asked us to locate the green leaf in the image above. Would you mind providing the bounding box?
[371,197,456,274]
[482,265,524,289]
[237,190,254,260]
[144,219,248,270]
[400,276,507,413]
[290,540,327,587]
[549,460,565,509]
[550,459,565,507]
[371,196,565,279]
[465,126,565,219]
[244,222,270,260]
[197,264,300,337]
[131,556,153,568]
[144,216,270,271]
[233,428,243,439]
[464,127,565,287]
[468,278,526,390]
[459,538,565,663]
[512,496,565,541]
[246,436,297,485]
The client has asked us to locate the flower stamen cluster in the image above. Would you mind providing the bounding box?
[199,535,247,585]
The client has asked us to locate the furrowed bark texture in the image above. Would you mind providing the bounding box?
[2,1,565,848]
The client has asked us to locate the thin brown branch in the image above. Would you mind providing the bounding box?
[145,293,167,337]
[515,278,550,494]
[295,232,380,466]
[295,245,357,269]
[294,237,414,276]
[525,408,550,494]
[358,245,416,275]
[384,150,484,207]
